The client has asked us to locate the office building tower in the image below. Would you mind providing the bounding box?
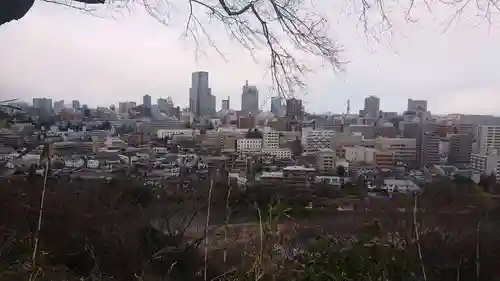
[241,80,259,115]
[33,98,53,116]
[286,98,303,120]
[158,97,174,116]
[53,100,65,113]
[143,94,152,108]
[189,71,215,117]
[72,100,80,110]
[143,95,152,117]
[417,122,440,167]
[222,97,230,111]
[271,96,284,117]
[448,133,473,165]
[363,96,380,118]
[407,99,428,112]
[211,95,216,116]
[403,117,439,168]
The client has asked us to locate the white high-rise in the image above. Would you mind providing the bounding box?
[477,125,500,154]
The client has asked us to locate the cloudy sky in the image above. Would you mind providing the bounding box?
[0,0,500,115]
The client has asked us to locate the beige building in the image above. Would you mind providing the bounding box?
[316,148,337,172]
[375,137,417,167]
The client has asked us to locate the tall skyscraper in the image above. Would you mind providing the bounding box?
[416,119,440,167]
[286,98,303,120]
[448,133,473,165]
[271,96,284,117]
[33,97,53,116]
[158,97,174,116]
[143,95,152,108]
[363,96,380,118]
[241,81,259,116]
[72,100,80,110]
[189,71,215,117]
[143,95,152,117]
[53,100,65,113]
[221,96,230,111]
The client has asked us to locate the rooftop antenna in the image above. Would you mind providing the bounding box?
[346,98,351,115]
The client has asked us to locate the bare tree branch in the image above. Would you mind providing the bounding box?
[3,0,499,99]
[26,0,341,99]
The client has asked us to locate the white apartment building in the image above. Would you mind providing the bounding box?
[263,131,280,149]
[344,146,376,163]
[302,129,335,153]
[262,148,292,159]
[470,153,500,181]
[237,138,263,154]
[476,125,500,154]
[157,129,197,139]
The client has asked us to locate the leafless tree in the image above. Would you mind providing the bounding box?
[2,0,499,98]
[2,0,341,98]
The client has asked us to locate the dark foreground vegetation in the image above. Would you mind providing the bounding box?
[1,176,500,281]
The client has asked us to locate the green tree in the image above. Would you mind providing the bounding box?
[246,128,263,139]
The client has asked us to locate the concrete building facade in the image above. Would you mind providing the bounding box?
[476,125,500,154]
[241,81,259,116]
[448,133,473,165]
[189,71,216,117]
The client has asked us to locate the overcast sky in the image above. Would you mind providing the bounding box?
[1,0,500,115]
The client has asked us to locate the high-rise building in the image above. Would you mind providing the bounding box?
[476,125,500,154]
[363,96,380,118]
[448,133,473,165]
[143,95,152,117]
[221,97,230,111]
[286,98,303,120]
[470,152,500,181]
[158,97,174,116]
[33,98,53,116]
[241,80,259,116]
[407,99,428,112]
[418,122,440,167]
[143,95,152,108]
[72,100,80,110]
[118,101,136,114]
[189,71,215,117]
[270,96,284,117]
[53,100,65,113]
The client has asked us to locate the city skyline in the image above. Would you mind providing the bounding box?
[2,2,500,115]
